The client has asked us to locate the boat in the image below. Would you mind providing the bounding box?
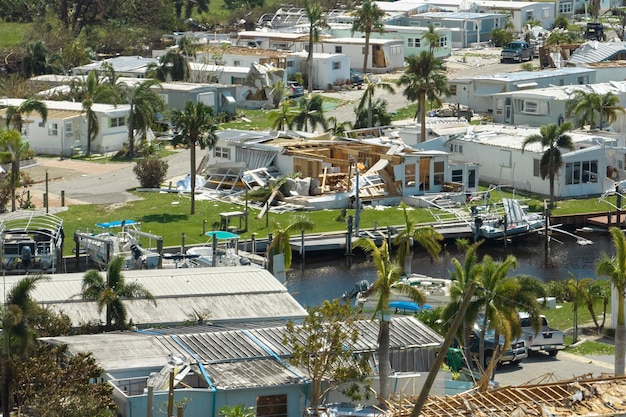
[184,231,253,267]
[471,197,544,240]
[393,274,452,306]
[75,220,161,270]
[0,210,64,274]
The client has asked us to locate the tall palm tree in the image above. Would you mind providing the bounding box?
[422,24,441,52]
[303,0,329,92]
[75,70,121,157]
[441,240,483,366]
[351,0,385,75]
[356,78,395,128]
[5,98,48,135]
[290,94,328,132]
[266,215,314,270]
[597,92,625,131]
[476,254,520,369]
[122,79,165,157]
[393,201,442,275]
[171,101,218,215]
[586,279,611,331]
[596,226,626,375]
[2,274,49,417]
[353,97,392,129]
[0,129,30,212]
[521,122,574,209]
[397,51,449,143]
[353,238,425,402]
[149,45,192,82]
[81,256,156,329]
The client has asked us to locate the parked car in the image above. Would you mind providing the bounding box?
[519,312,566,357]
[350,69,365,88]
[500,40,534,63]
[287,81,304,97]
[430,103,474,120]
[585,21,605,41]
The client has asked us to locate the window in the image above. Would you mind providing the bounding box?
[452,169,463,183]
[439,36,448,48]
[286,60,294,68]
[434,160,445,186]
[565,160,598,184]
[559,2,572,13]
[65,121,74,137]
[214,147,230,159]
[449,143,463,153]
[468,169,476,188]
[495,98,503,115]
[405,164,416,187]
[521,100,549,115]
[335,45,342,53]
[500,150,512,168]
[257,394,287,417]
[109,117,125,128]
[332,61,341,70]
[408,37,421,48]
[449,84,457,95]
[231,76,246,84]
[533,159,541,177]
[578,76,587,84]
[525,11,534,21]
[48,123,58,136]
[233,60,241,67]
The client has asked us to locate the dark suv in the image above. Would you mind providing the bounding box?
[350,68,365,88]
[585,22,605,40]
[500,40,534,63]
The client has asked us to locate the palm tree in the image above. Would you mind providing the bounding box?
[521,122,574,209]
[597,92,625,131]
[171,101,218,215]
[586,279,611,331]
[351,0,385,75]
[217,404,256,417]
[2,274,49,417]
[397,51,449,143]
[75,70,121,157]
[269,99,296,131]
[327,116,352,136]
[566,90,600,129]
[441,240,484,366]
[266,215,314,270]
[393,202,442,275]
[422,24,441,52]
[353,97,392,129]
[356,78,395,128]
[0,129,30,212]
[476,254,520,369]
[303,0,329,92]
[567,273,594,343]
[290,94,328,132]
[149,45,192,82]
[596,226,626,375]
[81,256,156,329]
[122,79,165,157]
[5,98,48,135]
[353,238,425,403]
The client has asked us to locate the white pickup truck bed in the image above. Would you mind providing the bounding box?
[519,313,566,356]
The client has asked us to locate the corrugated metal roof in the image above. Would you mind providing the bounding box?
[15,267,307,327]
[568,41,626,66]
[207,358,305,389]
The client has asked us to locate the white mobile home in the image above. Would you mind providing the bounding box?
[71,56,158,78]
[316,38,404,73]
[0,99,130,157]
[289,51,351,90]
[449,67,596,114]
[234,31,310,51]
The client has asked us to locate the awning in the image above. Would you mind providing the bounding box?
[473,84,504,96]
[222,92,236,104]
[516,82,538,89]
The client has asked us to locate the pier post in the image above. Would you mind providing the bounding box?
[157,237,163,269]
[503,214,508,249]
[212,233,217,267]
[45,170,49,213]
[300,230,305,264]
[61,190,65,206]
[252,233,257,255]
[203,220,207,235]
[74,232,80,271]
[617,186,622,226]
[181,233,185,255]
[544,204,549,265]
[346,216,353,256]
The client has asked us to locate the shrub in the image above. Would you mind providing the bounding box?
[490,28,514,47]
[133,156,169,188]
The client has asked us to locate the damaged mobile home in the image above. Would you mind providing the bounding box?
[202,128,479,209]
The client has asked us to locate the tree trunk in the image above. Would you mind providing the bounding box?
[2,354,10,417]
[404,247,413,275]
[307,37,314,93]
[10,161,17,212]
[548,174,555,209]
[86,117,92,157]
[363,32,370,75]
[190,141,196,215]
[419,89,427,143]
[378,320,391,403]
[616,292,625,375]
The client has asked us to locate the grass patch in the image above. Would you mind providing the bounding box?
[0,22,30,47]
[541,300,609,333]
[565,336,614,356]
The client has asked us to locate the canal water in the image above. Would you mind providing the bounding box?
[286,230,617,308]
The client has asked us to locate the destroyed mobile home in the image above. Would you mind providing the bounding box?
[202,128,478,211]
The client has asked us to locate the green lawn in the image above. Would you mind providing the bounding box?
[0,22,30,47]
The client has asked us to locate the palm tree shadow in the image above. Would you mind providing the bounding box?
[141,214,189,223]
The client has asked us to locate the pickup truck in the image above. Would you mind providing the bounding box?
[519,312,566,356]
[467,322,528,368]
[500,40,534,63]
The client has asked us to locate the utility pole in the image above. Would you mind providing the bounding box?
[410,282,477,417]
